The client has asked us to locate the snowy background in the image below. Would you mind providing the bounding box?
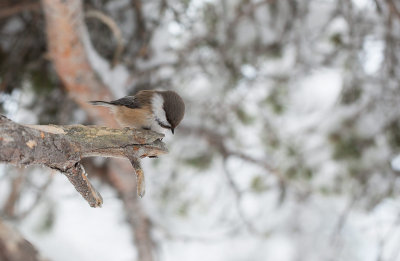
[1,0,400,260]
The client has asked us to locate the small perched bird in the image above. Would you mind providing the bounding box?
[89,90,185,134]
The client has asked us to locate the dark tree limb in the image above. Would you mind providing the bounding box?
[0,115,167,207]
[0,2,41,19]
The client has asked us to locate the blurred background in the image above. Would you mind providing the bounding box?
[1,0,400,260]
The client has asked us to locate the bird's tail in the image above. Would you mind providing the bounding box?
[88,101,113,107]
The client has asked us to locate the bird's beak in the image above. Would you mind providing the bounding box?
[171,128,175,134]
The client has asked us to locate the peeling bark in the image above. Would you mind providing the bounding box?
[0,115,167,207]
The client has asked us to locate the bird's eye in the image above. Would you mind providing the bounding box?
[162,124,171,129]
[156,118,171,129]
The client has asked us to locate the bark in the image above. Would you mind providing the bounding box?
[0,220,46,261]
[0,115,167,207]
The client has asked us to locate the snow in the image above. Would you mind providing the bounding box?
[291,68,342,113]
[352,0,375,10]
[19,173,136,261]
[362,38,384,75]
[391,155,400,172]
[240,64,257,80]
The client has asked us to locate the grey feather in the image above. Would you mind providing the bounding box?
[88,101,114,108]
[89,96,141,109]
[108,96,140,109]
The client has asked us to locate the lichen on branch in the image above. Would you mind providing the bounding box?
[0,115,167,207]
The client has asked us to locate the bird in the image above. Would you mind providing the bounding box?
[89,90,185,134]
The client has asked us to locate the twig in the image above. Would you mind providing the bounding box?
[179,125,281,179]
[222,158,261,235]
[86,10,125,67]
[127,156,146,198]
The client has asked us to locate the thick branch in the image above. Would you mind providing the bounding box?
[41,0,117,127]
[0,115,167,207]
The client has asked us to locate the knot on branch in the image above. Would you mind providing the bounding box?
[0,115,168,207]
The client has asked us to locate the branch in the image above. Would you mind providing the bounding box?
[41,0,117,127]
[0,219,45,261]
[0,2,41,19]
[0,115,167,207]
[386,0,400,20]
[85,10,125,67]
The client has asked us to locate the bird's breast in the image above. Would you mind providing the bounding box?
[114,106,154,129]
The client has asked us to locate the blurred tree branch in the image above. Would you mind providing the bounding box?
[2,170,24,218]
[0,115,167,207]
[0,2,41,19]
[85,10,125,67]
[41,0,158,259]
[0,219,46,261]
[386,0,400,20]
[41,0,116,127]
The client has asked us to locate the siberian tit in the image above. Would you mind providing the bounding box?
[89,90,185,134]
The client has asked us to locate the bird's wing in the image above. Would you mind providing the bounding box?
[109,96,140,109]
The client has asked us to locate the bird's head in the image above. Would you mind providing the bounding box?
[152,91,185,134]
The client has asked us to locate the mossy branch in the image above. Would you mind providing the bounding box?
[0,115,167,207]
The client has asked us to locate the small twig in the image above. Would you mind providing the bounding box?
[128,156,146,198]
[330,195,358,244]
[86,10,125,67]
[222,158,261,235]
[64,162,103,207]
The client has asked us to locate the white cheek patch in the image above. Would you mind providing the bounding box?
[151,94,169,127]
